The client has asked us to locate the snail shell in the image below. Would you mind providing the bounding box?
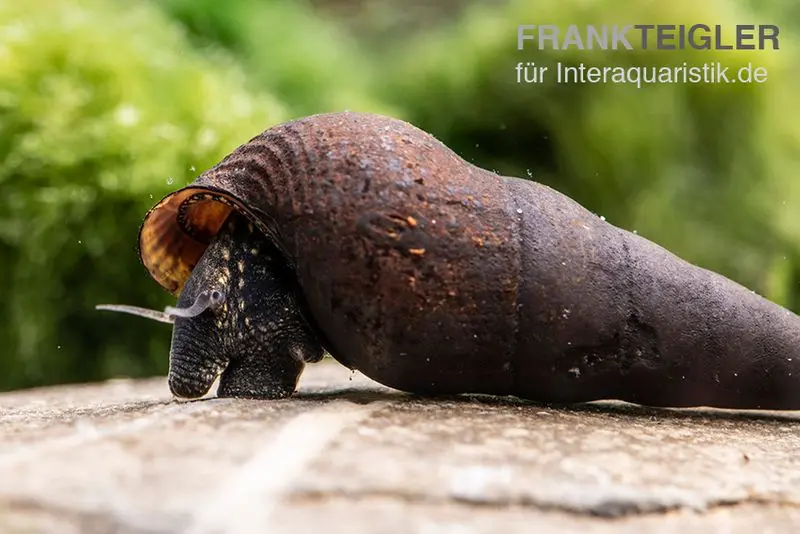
[137,112,800,409]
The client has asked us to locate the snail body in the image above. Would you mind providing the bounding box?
[166,210,324,399]
[103,112,800,409]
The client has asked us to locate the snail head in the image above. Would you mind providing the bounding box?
[96,211,324,399]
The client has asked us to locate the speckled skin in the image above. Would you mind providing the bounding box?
[168,211,324,399]
[142,112,800,409]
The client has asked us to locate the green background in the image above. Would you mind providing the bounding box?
[1,0,797,391]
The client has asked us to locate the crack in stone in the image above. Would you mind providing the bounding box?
[1,490,797,532]
[284,488,800,519]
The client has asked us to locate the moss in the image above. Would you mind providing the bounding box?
[0,0,287,389]
[157,0,398,116]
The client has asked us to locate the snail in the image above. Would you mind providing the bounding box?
[98,111,800,410]
[97,211,325,399]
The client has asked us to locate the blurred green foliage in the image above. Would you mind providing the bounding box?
[156,0,395,116]
[1,0,798,390]
[0,0,287,388]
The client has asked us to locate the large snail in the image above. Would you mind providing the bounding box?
[98,111,800,410]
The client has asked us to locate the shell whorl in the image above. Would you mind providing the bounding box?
[138,114,320,295]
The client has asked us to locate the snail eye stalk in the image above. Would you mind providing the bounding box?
[165,289,226,318]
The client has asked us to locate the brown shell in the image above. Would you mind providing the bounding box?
[138,185,273,296]
[135,111,800,410]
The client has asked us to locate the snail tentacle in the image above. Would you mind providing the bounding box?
[164,290,225,319]
[94,304,175,324]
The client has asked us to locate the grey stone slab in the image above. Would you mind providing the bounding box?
[0,359,798,533]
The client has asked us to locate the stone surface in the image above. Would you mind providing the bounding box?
[1,359,799,533]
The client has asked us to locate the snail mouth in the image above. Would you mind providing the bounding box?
[95,301,226,399]
[167,358,224,399]
[96,295,231,399]
[167,323,229,399]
